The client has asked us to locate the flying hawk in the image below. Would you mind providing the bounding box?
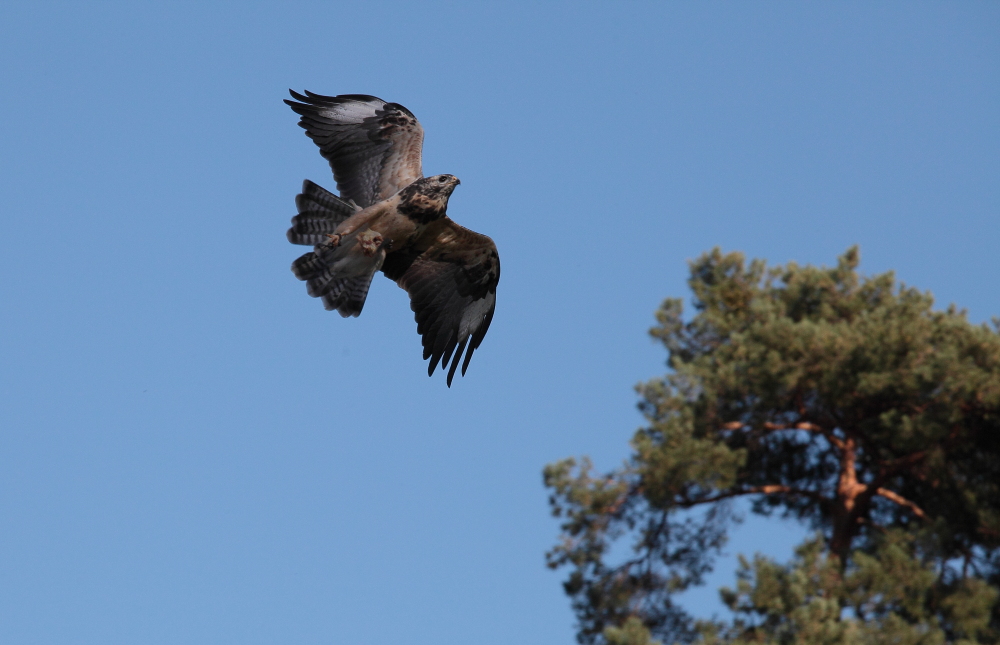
[284,91,500,386]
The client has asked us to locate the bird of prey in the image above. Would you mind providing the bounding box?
[284,91,500,386]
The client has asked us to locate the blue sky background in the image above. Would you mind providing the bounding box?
[1,2,997,643]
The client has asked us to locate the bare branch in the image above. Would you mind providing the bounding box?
[679,484,825,508]
[759,421,846,450]
[881,450,928,475]
[875,487,928,520]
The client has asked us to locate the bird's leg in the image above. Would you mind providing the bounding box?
[330,219,363,242]
[325,233,341,247]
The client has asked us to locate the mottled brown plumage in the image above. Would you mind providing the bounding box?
[285,92,500,386]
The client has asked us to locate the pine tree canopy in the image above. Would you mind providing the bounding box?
[544,248,1000,645]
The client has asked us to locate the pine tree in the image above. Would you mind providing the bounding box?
[545,248,1000,644]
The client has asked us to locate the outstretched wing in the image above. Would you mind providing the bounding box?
[285,91,424,208]
[382,220,500,387]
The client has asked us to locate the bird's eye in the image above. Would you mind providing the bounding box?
[439,176,448,183]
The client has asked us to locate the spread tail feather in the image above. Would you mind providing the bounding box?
[322,270,377,317]
[287,180,360,246]
[290,231,385,318]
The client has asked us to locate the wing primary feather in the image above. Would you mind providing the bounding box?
[439,334,460,375]
[333,93,384,102]
[447,339,468,387]
[303,89,339,100]
[461,346,476,377]
[426,327,454,377]
[463,304,495,376]
[425,336,443,375]
[471,306,495,349]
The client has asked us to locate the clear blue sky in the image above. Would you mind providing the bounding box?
[1,2,997,643]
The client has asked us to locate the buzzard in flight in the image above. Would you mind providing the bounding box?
[284,91,500,386]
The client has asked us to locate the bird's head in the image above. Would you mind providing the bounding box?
[398,175,461,223]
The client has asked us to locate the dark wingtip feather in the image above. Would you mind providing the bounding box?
[427,351,442,378]
[439,335,460,376]
[335,93,385,103]
[425,325,455,378]
[461,345,476,377]
[303,89,336,100]
[447,339,468,387]
[462,306,495,376]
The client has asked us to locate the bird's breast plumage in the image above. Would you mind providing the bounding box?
[396,180,453,225]
[398,195,446,224]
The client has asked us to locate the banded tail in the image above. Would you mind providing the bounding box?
[286,180,360,246]
[289,180,383,318]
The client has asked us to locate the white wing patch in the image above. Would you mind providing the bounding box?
[460,295,494,340]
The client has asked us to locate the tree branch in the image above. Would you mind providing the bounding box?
[881,450,928,476]
[761,421,846,450]
[679,484,825,508]
[603,484,642,516]
[875,487,927,520]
